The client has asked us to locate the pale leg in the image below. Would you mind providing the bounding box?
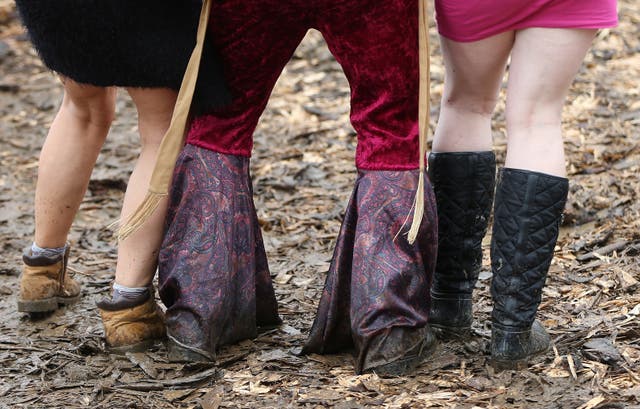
[427,33,513,341]
[34,78,116,248]
[113,87,177,288]
[505,28,597,177]
[432,32,514,153]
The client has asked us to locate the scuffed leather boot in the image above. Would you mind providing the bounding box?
[166,335,214,363]
[490,168,568,370]
[427,152,496,339]
[364,325,438,376]
[18,245,81,313]
[96,287,166,353]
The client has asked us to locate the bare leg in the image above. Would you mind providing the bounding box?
[113,87,177,288]
[432,32,514,153]
[34,78,116,248]
[505,28,597,177]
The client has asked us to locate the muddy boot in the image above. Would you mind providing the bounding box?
[490,168,568,370]
[363,325,438,376]
[166,336,214,363]
[427,152,496,340]
[96,286,166,353]
[303,170,439,375]
[18,245,81,313]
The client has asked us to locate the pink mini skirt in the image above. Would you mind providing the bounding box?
[435,0,618,42]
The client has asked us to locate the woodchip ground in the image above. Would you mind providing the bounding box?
[0,1,638,408]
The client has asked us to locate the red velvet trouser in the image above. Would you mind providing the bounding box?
[159,0,438,374]
[188,0,420,170]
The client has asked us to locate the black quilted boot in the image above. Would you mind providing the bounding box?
[427,152,496,339]
[490,168,569,370]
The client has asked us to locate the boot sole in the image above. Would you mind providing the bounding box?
[369,339,438,377]
[167,338,214,363]
[490,344,551,371]
[491,358,530,371]
[17,294,81,313]
[108,338,162,355]
[430,324,472,341]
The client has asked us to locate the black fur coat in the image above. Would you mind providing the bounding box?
[15,0,229,112]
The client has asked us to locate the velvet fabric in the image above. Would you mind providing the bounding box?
[303,170,438,374]
[188,0,420,170]
[158,145,280,357]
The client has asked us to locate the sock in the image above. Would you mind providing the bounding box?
[111,282,149,302]
[31,242,67,258]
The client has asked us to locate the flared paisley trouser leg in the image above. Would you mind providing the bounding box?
[159,146,281,357]
[301,0,439,374]
[303,170,438,374]
[158,2,309,357]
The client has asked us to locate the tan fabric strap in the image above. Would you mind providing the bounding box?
[116,0,212,241]
[407,0,430,244]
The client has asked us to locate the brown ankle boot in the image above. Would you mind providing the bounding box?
[96,288,166,353]
[18,246,81,313]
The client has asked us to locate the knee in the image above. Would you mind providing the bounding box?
[505,99,562,133]
[132,103,176,150]
[441,90,498,118]
[62,83,116,129]
[136,115,172,151]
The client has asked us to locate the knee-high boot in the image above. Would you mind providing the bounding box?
[427,152,496,339]
[490,168,568,369]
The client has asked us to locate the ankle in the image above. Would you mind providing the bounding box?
[111,282,150,302]
[31,242,68,258]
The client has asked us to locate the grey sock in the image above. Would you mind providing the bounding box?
[31,242,67,258]
[111,282,149,302]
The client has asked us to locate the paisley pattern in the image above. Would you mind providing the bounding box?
[303,170,438,374]
[158,146,280,356]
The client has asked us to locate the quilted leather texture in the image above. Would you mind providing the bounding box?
[428,152,496,296]
[490,168,569,329]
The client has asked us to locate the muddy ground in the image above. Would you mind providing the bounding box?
[1,1,639,408]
